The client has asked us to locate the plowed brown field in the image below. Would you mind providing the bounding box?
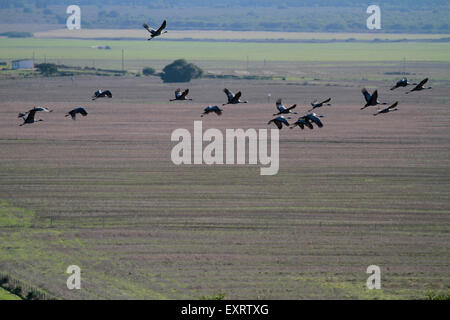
[0,73,449,299]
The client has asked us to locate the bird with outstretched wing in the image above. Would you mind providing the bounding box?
[274,98,297,115]
[201,105,223,117]
[406,78,431,94]
[143,20,167,40]
[66,107,88,120]
[373,101,399,116]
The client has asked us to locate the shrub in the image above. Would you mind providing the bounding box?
[142,67,155,76]
[160,59,203,83]
[0,275,9,285]
[0,31,32,38]
[200,291,226,300]
[35,63,58,76]
[26,290,38,300]
[426,291,450,300]
[12,286,22,296]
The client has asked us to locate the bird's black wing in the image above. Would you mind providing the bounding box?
[67,110,76,120]
[232,91,242,103]
[304,120,314,129]
[78,107,88,116]
[390,84,399,90]
[224,88,234,102]
[293,120,305,129]
[374,101,398,115]
[415,78,428,89]
[387,101,398,110]
[286,104,297,112]
[26,109,37,121]
[143,23,153,34]
[361,88,371,103]
[274,120,283,130]
[321,98,331,104]
[280,118,290,127]
[156,20,167,34]
[368,90,378,106]
[306,114,323,127]
[180,89,189,99]
[104,90,112,98]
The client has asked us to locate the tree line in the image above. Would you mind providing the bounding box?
[0,0,448,34]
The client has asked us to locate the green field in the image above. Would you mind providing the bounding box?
[1,38,450,64]
[0,287,21,300]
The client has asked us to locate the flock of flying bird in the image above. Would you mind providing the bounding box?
[17,77,431,129]
[17,19,432,130]
[18,90,109,125]
[189,76,431,131]
[361,77,432,117]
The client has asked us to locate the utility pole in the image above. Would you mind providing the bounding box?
[403,57,406,75]
[122,49,124,73]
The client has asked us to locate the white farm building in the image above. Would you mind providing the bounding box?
[11,59,34,70]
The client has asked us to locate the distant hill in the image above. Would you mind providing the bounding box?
[0,0,448,33]
[2,0,447,8]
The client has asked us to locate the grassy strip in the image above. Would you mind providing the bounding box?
[426,291,450,300]
[1,38,449,62]
[0,273,54,300]
[0,287,21,300]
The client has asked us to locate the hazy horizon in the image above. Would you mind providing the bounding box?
[0,0,449,34]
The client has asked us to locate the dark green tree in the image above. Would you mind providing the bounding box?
[142,67,155,76]
[12,286,22,296]
[0,31,32,38]
[35,63,58,76]
[160,59,203,83]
